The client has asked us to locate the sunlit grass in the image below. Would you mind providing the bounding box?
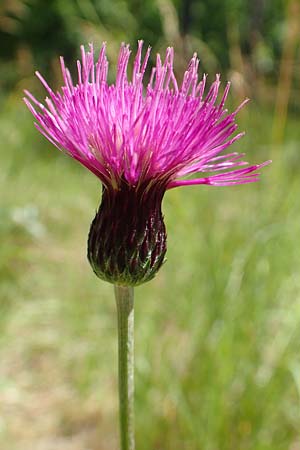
[1,99,300,450]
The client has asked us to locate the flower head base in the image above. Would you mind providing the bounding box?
[24,41,270,285]
[88,180,166,286]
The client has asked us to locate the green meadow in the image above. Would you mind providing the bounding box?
[1,94,300,449]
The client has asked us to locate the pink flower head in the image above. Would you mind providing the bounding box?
[24,41,270,286]
[24,41,269,191]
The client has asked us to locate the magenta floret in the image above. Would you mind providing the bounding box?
[24,41,270,191]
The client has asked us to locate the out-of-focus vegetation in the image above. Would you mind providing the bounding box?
[0,0,297,101]
[1,1,300,449]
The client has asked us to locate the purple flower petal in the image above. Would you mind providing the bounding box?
[24,41,270,190]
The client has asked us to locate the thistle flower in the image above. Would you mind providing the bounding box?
[24,41,269,286]
[24,41,270,450]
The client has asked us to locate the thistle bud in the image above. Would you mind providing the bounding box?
[87,181,167,286]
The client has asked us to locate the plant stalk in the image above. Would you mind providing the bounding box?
[114,285,135,450]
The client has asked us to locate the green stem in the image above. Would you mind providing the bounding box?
[114,285,135,450]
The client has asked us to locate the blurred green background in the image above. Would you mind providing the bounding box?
[1,0,300,449]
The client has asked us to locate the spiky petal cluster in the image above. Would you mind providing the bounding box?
[24,41,269,189]
[24,41,269,285]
